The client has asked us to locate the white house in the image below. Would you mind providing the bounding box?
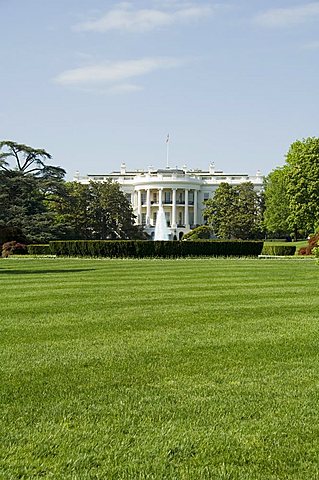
[74,164,263,240]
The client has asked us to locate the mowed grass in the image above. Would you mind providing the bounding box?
[1,257,319,480]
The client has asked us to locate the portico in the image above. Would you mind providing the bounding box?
[135,186,199,229]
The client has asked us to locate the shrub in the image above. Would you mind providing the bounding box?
[27,244,51,255]
[2,241,28,257]
[313,247,319,264]
[265,237,292,242]
[49,240,263,258]
[298,233,319,255]
[262,245,296,256]
[183,226,214,241]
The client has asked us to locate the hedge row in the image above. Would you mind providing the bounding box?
[49,240,263,258]
[27,244,51,255]
[262,245,296,256]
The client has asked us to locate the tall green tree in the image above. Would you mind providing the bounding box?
[49,182,93,240]
[203,183,236,239]
[0,141,66,242]
[285,137,319,235]
[53,180,144,240]
[203,182,263,239]
[263,167,290,237]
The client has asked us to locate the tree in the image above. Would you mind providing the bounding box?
[53,180,144,240]
[285,137,319,236]
[203,183,236,239]
[203,182,263,239]
[0,140,64,177]
[263,167,290,237]
[49,182,93,240]
[0,141,67,242]
[89,181,140,239]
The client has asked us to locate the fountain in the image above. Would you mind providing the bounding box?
[154,206,170,241]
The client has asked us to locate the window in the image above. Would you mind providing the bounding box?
[125,193,131,203]
[141,193,146,205]
[164,191,171,203]
[141,213,146,225]
[178,192,184,204]
[204,193,210,201]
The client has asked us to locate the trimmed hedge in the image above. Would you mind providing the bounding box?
[27,244,51,255]
[262,245,296,256]
[49,240,263,258]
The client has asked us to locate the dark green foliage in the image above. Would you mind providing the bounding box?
[0,141,67,243]
[27,244,51,255]
[49,240,263,258]
[2,241,28,257]
[203,182,263,239]
[52,180,144,240]
[298,232,319,255]
[0,225,26,246]
[262,245,296,256]
[183,225,214,240]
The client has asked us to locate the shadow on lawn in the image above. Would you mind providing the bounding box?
[0,268,96,275]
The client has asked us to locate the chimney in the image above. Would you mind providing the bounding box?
[209,162,215,174]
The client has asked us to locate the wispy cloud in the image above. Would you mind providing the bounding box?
[74,2,213,33]
[254,3,319,28]
[54,57,185,93]
[107,83,143,94]
[302,40,319,49]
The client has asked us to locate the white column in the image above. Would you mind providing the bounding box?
[172,188,177,227]
[146,188,151,226]
[137,190,142,224]
[194,190,198,226]
[159,188,163,207]
[185,189,189,227]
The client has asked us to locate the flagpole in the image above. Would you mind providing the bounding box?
[166,134,169,168]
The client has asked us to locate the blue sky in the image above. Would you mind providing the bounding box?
[1,0,319,178]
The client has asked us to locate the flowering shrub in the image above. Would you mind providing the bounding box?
[2,241,28,257]
[298,232,319,255]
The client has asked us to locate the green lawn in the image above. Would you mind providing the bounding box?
[1,257,319,480]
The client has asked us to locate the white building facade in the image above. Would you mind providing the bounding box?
[75,164,263,240]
